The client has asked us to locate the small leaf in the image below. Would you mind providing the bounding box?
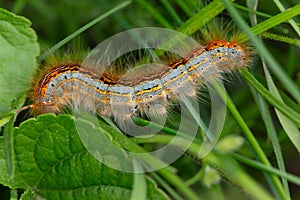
[12,114,167,200]
[215,135,244,155]
[202,165,221,188]
[0,8,39,113]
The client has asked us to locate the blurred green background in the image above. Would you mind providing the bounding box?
[0,0,299,199]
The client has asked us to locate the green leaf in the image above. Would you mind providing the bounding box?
[0,8,39,113]
[11,114,167,200]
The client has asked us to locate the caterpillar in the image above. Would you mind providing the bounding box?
[30,29,251,133]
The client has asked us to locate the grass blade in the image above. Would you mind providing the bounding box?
[232,153,300,186]
[213,80,287,199]
[224,1,300,103]
[179,0,235,35]
[273,0,300,37]
[38,0,132,61]
[263,62,300,153]
[242,70,300,127]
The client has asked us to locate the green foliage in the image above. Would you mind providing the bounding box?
[0,8,39,113]
[0,0,300,199]
[1,114,167,199]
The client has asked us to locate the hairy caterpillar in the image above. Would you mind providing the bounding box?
[30,29,251,133]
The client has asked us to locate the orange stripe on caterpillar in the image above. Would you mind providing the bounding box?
[31,38,250,131]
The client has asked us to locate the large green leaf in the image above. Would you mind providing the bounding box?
[0,8,39,113]
[11,114,167,200]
